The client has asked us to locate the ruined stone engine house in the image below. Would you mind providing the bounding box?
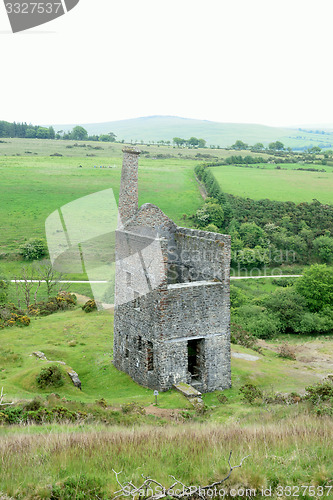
[113,148,231,393]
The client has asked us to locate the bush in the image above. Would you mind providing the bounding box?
[36,365,64,389]
[24,398,43,412]
[0,277,9,304]
[230,322,261,351]
[278,342,296,360]
[261,288,307,333]
[234,305,282,339]
[297,311,333,334]
[305,377,333,416]
[121,402,145,415]
[296,264,333,312]
[239,384,263,404]
[29,293,76,317]
[216,393,228,404]
[82,299,97,313]
[0,304,30,328]
[19,238,48,261]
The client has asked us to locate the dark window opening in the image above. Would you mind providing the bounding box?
[147,341,154,371]
[125,335,129,358]
[138,336,142,351]
[188,339,203,381]
[126,272,132,287]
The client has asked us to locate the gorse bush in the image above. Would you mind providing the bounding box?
[36,365,64,389]
[82,299,97,313]
[19,238,48,260]
[239,384,263,404]
[28,292,76,317]
[0,303,30,328]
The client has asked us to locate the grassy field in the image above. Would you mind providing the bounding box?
[0,154,201,256]
[1,419,333,498]
[1,305,333,497]
[1,304,331,410]
[210,164,333,204]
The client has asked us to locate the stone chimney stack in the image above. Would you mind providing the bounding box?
[118,147,141,225]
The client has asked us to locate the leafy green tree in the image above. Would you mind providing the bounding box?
[313,236,333,263]
[25,127,37,138]
[252,143,264,151]
[308,146,321,154]
[198,138,206,148]
[188,137,199,147]
[260,288,307,333]
[239,222,268,248]
[173,137,185,147]
[48,126,55,139]
[70,126,88,141]
[98,132,116,142]
[296,264,333,311]
[196,202,224,228]
[231,140,248,150]
[19,238,48,261]
[36,127,50,139]
[268,141,284,151]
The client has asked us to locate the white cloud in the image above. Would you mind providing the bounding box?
[1,0,333,126]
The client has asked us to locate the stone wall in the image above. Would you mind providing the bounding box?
[113,150,232,393]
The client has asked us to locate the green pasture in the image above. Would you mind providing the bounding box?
[211,164,333,204]
[1,305,329,410]
[0,154,202,260]
[0,307,186,408]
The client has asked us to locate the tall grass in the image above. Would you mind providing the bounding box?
[0,417,332,498]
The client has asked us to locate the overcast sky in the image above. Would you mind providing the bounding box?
[1,0,333,127]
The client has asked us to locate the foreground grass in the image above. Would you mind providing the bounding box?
[0,418,332,498]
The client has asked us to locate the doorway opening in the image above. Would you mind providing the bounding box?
[188,339,203,382]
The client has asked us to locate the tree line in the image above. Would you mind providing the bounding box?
[0,121,116,143]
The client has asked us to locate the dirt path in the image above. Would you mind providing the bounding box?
[194,174,208,200]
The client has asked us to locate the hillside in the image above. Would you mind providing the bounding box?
[50,115,333,149]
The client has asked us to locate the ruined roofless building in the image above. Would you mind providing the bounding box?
[113,148,231,393]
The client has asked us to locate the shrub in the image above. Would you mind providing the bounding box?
[29,293,76,317]
[0,304,30,328]
[278,342,296,360]
[305,378,333,416]
[19,238,48,261]
[121,402,145,415]
[239,383,263,404]
[216,393,228,404]
[236,308,282,339]
[230,322,261,351]
[297,311,333,334]
[36,365,64,389]
[82,299,97,313]
[260,288,307,333]
[230,284,247,308]
[0,278,9,304]
[296,264,333,312]
[24,398,43,412]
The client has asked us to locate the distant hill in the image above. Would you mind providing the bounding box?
[50,115,333,150]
